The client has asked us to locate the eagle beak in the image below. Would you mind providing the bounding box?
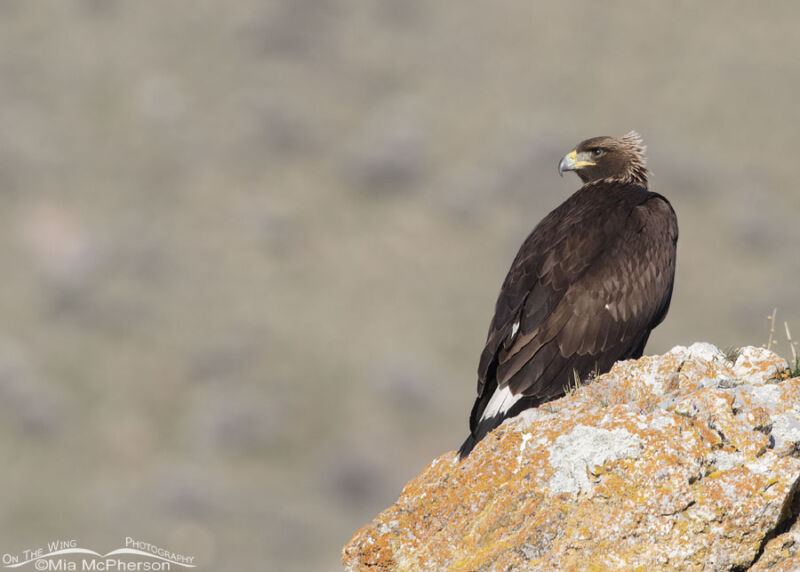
[558,151,576,177]
[558,150,596,177]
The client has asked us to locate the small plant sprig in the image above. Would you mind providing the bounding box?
[766,308,777,352]
[765,309,800,379]
[785,320,800,377]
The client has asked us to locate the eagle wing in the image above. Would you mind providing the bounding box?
[475,188,677,412]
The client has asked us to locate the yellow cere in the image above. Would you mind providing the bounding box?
[569,150,596,168]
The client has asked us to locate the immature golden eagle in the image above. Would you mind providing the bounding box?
[458,132,678,458]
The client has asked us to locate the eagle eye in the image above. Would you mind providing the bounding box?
[592,148,604,157]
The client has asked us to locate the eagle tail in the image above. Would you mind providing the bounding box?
[457,433,478,459]
[457,413,506,458]
[458,394,541,459]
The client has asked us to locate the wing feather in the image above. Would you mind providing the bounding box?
[471,183,677,425]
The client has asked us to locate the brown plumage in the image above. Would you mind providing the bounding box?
[458,132,678,458]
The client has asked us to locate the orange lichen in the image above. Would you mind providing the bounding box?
[343,346,800,571]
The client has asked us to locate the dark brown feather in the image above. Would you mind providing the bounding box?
[460,163,678,458]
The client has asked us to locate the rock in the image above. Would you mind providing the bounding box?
[733,346,790,385]
[750,516,800,571]
[342,344,800,571]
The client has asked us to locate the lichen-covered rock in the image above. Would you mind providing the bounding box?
[343,344,800,571]
[749,517,800,572]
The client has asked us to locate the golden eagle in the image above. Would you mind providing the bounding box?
[458,132,678,458]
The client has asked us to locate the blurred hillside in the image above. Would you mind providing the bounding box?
[0,2,799,571]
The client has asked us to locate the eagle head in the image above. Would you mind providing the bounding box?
[558,131,648,186]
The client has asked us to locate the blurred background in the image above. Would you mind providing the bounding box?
[1,1,799,570]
